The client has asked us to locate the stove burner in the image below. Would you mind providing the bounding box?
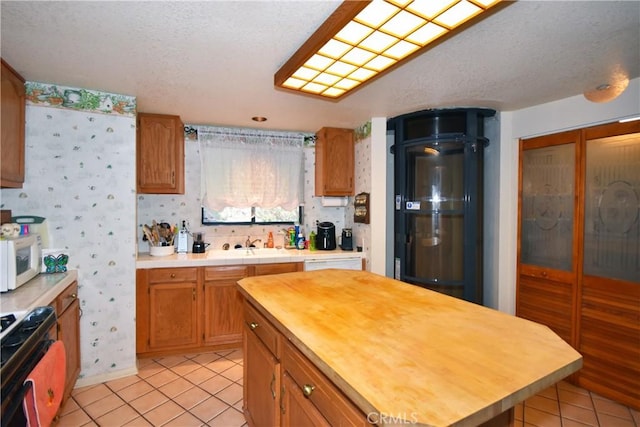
[0,314,17,333]
[2,335,25,348]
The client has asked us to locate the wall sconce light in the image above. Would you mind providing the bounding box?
[275,0,504,100]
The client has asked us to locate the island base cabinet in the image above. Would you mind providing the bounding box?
[243,299,367,427]
[281,373,330,427]
[243,321,280,427]
[282,340,368,427]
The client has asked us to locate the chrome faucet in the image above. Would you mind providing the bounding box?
[245,236,262,248]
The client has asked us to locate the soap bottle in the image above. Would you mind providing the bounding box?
[309,230,316,251]
[267,232,274,248]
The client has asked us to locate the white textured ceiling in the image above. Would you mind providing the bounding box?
[1,1,639,133]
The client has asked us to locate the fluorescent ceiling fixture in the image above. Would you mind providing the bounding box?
[275,0,503,99]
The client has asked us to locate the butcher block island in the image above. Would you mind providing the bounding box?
[237,270,582,427]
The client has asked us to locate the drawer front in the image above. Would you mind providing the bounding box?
[254,262,302,276]
[244,302,280,358]
[56,281,79,314]
[148,267,198,283]
[204,265,250,281]
[283,340,367,427]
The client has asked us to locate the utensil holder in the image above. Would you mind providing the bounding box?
[149,245,175,257]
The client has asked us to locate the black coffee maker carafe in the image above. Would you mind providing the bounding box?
[339,228,353,251]
[316,222,336,250]
[192,232,207,253]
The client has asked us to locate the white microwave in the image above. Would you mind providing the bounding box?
[0,234,41,292]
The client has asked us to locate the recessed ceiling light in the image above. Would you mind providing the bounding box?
[252,116,267,122]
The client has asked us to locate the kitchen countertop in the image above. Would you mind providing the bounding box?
[0,270,78,316]
[237,269,583,427]
[136,247,364,269]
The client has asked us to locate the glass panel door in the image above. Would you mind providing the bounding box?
[403,141,466,298]
[583,132,640,282]
[520,143,575,271]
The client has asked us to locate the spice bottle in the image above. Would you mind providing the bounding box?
[267,232,274,248]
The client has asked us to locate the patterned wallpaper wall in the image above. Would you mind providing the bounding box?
[0,83,137,382]
[352,125,372,269]
[138,129,352,252]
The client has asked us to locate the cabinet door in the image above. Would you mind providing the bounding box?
[243,324,280,427]
[315,127,354,196]
[517,131,580,346]
[281,372,330,427]
[58,298,81,402]
[137,113,184,194]
[203,266,249,346]
[149,282,198,349]
[1,59,25,188]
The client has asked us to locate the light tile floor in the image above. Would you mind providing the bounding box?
[56,348,639,427]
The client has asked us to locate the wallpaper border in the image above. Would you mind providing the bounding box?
[25,82,136,117]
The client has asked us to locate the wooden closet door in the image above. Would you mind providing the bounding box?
[577,121,640,409]
[517,130,582,347]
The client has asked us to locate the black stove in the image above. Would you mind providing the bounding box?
[1,306,57,427]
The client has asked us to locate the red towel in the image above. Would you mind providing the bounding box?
[23,340,66,427]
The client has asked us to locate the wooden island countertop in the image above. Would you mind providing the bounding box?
[237,269,582,427]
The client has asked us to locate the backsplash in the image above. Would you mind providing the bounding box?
[137,126,352,252]
[0,90,137,382]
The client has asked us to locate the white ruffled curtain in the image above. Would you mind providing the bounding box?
[198,126,304,211]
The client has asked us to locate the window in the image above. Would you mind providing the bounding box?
[202,206,301,225]
[197,126,305,225]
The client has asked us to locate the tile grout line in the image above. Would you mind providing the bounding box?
[72,352,245,426]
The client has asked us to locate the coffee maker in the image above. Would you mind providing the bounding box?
[316,222,336,250]
[339,228,353,251]
[192,232,207,253]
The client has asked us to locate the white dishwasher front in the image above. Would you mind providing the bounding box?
[303,257,362,271]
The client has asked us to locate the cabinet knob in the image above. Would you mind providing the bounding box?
[302,384,315,397]
[250,322,258,330]
[541,271,548,278]
[70,293,77,299]
[170,273,176,278]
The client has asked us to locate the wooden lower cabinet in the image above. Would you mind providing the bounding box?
[51,280,81,404]
[243,299,367,427]
[203,266,250,346]
[136,262,302,357]
[244,316,281,427]
[281,373,330,427]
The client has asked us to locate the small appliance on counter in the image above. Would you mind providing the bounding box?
[176,221,189,253]
[0,235,41,292]
[192,232,209,253]
[339,228,353,251]
[316,222,336,250]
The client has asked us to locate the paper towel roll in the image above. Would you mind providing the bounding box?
[321,197,348,207]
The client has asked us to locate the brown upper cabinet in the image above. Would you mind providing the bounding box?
[315,127,354,196]
[137,113,184,194]
[1,59,26,188]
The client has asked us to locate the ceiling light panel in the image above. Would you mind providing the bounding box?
[275,0,503,99]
